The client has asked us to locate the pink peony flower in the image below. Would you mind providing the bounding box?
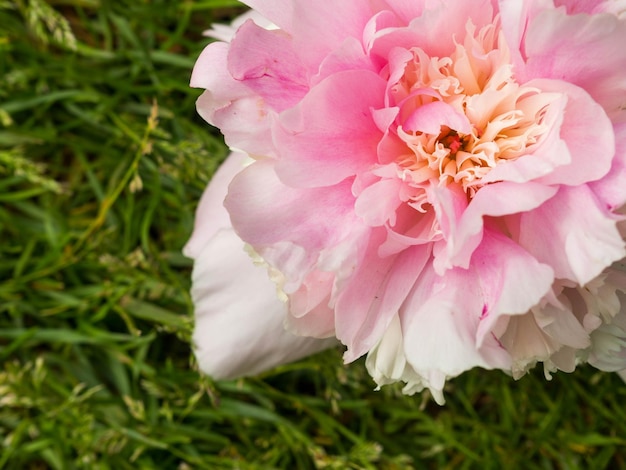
[187,0,626,403]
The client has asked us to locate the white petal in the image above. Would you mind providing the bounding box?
[191,228,336,379]
[183,152,249,259]
[365,315,446,404]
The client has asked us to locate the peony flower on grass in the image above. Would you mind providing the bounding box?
[187,0,626,403]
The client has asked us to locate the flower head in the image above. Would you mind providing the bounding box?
[188,0,626,402]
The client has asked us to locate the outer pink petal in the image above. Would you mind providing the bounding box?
[530,79,615,186]
[289,0,377,71]
[225,159,362,282]
[313,37,378,86]
[400,263,510,379]
[183,152,248,259]
[498,0,572,78]
[554,0,626,17]
[402,229,553,378]
[403,0,496,57]
[365,16,421,62]
[193,43,275,156]
[473,230,555,345]
[274,70,386,187]
[200,92,276,157]
[227,20,309,112]
[519,185,626,285]
[191,228,336,380]
[522,8,626,116]
[381,0,427,23]
[191,42,249,99]
[589,121,626,211]
[336,233,431,362]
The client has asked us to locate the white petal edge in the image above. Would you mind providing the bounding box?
[190,227,337,379]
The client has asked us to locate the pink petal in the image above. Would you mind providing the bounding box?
[553,0,610,14]
[473,229,555,345]
[192,43,276,156]
[191,42,249,98]
[519,185,626,285]
[365,16,421,62]
[313,36,378,86]
[354,177,405,227]
[289,0,376,71]
[589,121,626,211]
[381,0,427,23]
[286,290,336,338]
[191,228,336,380]
[200,92,276,157]
[228,20,309,112]
[372,108,406,165]
[336,233,431,361]
[378,207,440,257]
[522,8,626,116]
[288,270,334,318]
[402,229,553,378]
[498,0,571,78]
[225,159,362,280]
[428,183,468,240]
[400,263,510,379]
[403,101,472,135]
[362,9,405,54]
[403,0,496,57]
[442,181,558,270]
[274,70,386,187]
[426,184,468,273]
[530,79,615,187]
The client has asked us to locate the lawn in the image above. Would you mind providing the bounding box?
[1,1,626,468]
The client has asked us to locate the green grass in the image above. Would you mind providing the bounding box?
[1,1,626,468]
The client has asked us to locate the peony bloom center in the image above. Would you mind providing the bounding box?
[386,21,556,196]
